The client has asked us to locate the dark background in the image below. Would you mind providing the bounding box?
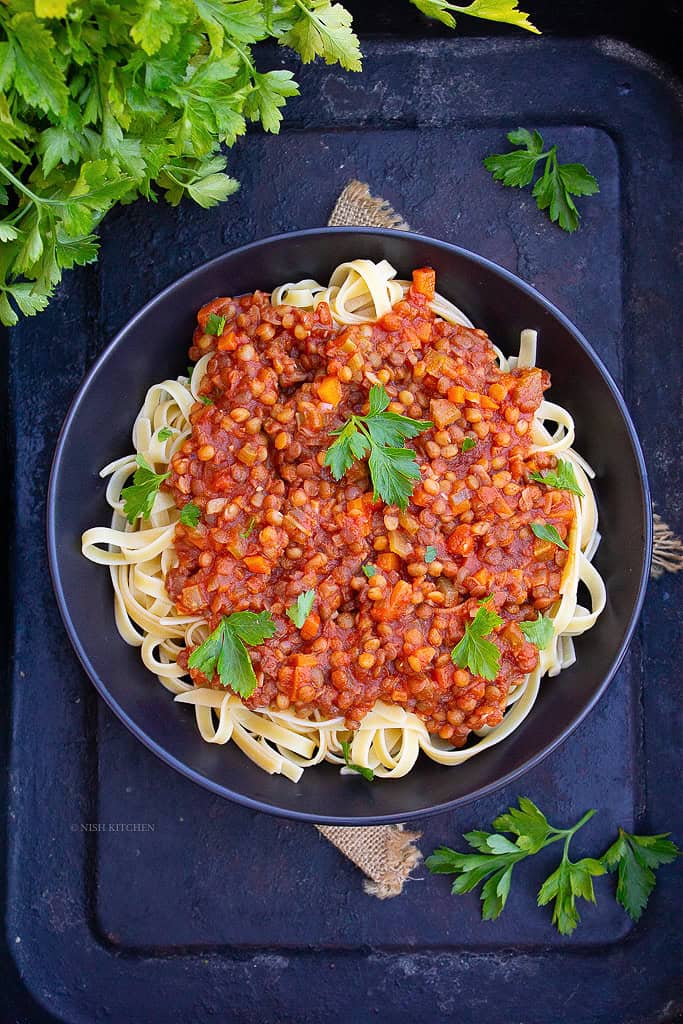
[2,2,682,1022]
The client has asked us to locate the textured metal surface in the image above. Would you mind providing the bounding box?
[2,36,682,1024]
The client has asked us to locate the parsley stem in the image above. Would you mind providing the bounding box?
[0,162,43,205]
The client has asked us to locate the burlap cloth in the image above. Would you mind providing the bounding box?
[315,181,683,899]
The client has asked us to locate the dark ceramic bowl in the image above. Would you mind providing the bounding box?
[47,227,651,824]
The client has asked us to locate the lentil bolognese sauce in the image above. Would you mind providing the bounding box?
[82,259,605,782]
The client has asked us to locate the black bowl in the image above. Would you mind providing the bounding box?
[47,227,651,824]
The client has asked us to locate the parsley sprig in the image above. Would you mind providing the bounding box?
[519,612,554,650]
[286,590,316,629]
[188,611,277,698]
[427,797,681,934]
[451,596,502,681]
[531,522,568,550]
[409,0,539,34]
[484,129,599,232]
[530,459,584,497]
[340,739,375,781]
[324,385,432,510]
[121,455,170,524]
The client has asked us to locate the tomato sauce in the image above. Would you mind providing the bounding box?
[166,271,573,745]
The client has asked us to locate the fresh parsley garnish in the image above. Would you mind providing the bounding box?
[188,611,277,698]
[340,740,375,782]
[530,459,584,497]
[451,596,502,681]
[362,564,378,579]
[425,545,438,564]
[198,395,213,406]
[121,455,170,525]
[427,797,680,935]
[484,128,599,232]
[179,501,201,528]
[157,427,174,442]
[461,437,477,453]
[324,385,432,510]
[187,365,195,380]
[205,313,226,336]
[409,0,539,34]
[601,830,681,922]
[240,516,256,539]
[531,522,568,550]
[519,613,554,650]
[286,590,316,629]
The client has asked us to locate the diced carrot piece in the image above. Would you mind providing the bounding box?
[316,375,342,406]
[294,653,317,667]
[447,385,465,404]
[217,330,237,352]
[488,382,507,402]
[464,390,480,404]
[300,613,320,641]
[244,555,270,573]
[377,552,400,572]
[430,398,460,429]
[480,395,499,409]
[412,267,436,299]
[389,580,412,607]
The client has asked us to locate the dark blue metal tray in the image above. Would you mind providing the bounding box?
[2,34,682,1024]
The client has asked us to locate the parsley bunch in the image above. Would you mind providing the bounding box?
[427,797,680,934]
[0,1,539,327]
[324,384,432,510]
[484,129,599,232]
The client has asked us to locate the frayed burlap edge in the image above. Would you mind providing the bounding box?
[329,180,410,231]
[652,513,683,577]
[316,824,423,899]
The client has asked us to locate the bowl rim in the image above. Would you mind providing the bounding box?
[46,225,653,824]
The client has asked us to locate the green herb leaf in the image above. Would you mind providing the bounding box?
[278,2,363,72]
[362,563,378,578]
[286,589,316,629]
[188,610,277,697]
[205,312,226,336]
[121,454,170,524]
[157,427,174,442]
[530,459,584,497]
[324,385,432,510]
[484,129,598,232]
[179,501,201,527]
[240,515,256,538]
[537,854,605,935]
[519,613,554,650]
[531,521,568,550]
[410,0,539,33]
[451,596,502,680]
[198,395,213,406]
[601,830,681,921]
[340,739,374,781]
[425,545,438,564]
[461,437,477,453]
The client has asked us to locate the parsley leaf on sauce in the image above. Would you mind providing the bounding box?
[324,385,432,511]
[340,740,374,781]
[205,312,226,336]
[530,459,584,497]
[425,545,438,564]
[286,590,316,629]
[362,564,378,579]
[451,596,502,680]
[531,522,568,550]
[240,516,256,539]
[121,454,170,524]
[157,427,174,442]
[179,501,201,528]
[519,613,554,650]
[198,395,213,405]
[461,437,477,453]
[188,611,277,698]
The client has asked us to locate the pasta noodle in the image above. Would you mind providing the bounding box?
[82,260,605,782]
